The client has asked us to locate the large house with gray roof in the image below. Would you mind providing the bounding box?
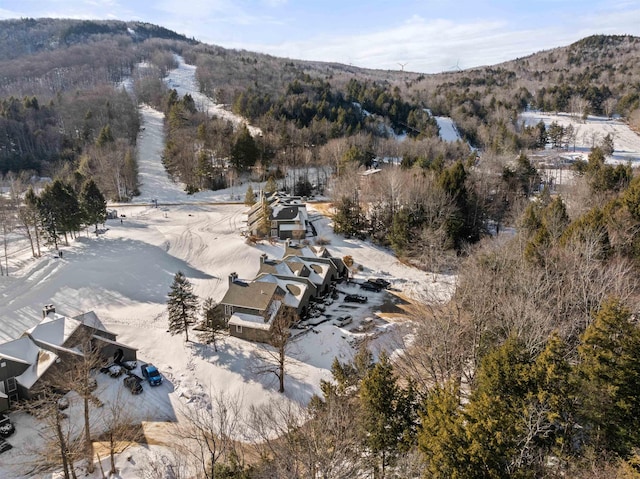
[247,192,309,240]
[0,306,136,413]
[219,241,347,343]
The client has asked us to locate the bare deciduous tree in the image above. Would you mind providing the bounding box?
[176,389,246,478]
[254,302,299,393]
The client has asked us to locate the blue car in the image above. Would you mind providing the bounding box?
[141,363,163,386]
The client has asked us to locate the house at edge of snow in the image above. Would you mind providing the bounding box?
[219,240,348,343]
[0,305,136,413]
[247,192,308,240]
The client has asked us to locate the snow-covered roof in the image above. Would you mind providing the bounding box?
[91,334,137,351]
[255,274,307,309]
[285,256,328,284]
[0,336,43,364]
[16,348,58,389]
[73,311,108,332]
[0,336,58,389]
[228,312,272,331]
[228,300,282,331]
[26,315,83,347]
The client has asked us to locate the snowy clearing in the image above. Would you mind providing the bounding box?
[520,111,640,165]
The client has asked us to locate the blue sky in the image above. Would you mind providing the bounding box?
[1,0,639,73]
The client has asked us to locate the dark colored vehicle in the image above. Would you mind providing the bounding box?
[0,414,15,438]
[360,281,382,292]
[0,438,12,454]
[368,278,391,289]
[344,294,368,303]
[141,363,163,386]
[124,375,143,395]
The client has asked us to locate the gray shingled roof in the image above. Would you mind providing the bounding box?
[220,281,281,311]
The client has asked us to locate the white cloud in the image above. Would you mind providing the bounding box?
[219,7,640,73]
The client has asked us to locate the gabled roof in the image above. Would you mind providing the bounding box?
[284,256,329,284]
[0,336,44,364]
[0,336,58,389]
[255,274,309,309]
[220,280,281,311]
[73,311,108,332]
[25,315,83,348]
[17,348,58,389]
[284,260,310,277]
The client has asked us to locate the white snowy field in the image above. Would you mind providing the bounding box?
[434,115,463,143]
[0,62,454,478]
[520,111,640,164]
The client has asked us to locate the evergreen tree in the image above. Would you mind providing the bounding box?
[197,297,225,352]
[418,384,470,479]
[577,297,640,456]
[359,351,416,478]
[244,185,256,206]
[38,180,82,246]
[257,197,272,237]
[79,179,107,233]
[264,176,277,194]
[167,271,199,342]
[95,124,114,147]
[230,125,259,171]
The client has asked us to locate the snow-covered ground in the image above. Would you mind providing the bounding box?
[520,111,640,165]
[165,55,262,137]
[0,73,454,478]
[434,115,463,142]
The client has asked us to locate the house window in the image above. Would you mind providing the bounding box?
[7,377,17,393]
[225,305,233,316]
[0,361,5,368]
[235,325,243,334]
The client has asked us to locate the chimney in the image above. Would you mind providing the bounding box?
[260,253,267,264]
[285,238,291,248]
[228,272,238,286]
[42,304,56,318]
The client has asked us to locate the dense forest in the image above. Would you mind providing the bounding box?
[3,18,640,478]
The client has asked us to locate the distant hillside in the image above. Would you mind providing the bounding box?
[406,34,640,152]
[0,18,195,61]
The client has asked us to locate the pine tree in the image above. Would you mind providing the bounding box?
[79,179,107,233]
[264,176,277,194]
[167,271,199,342]
[359,351,416,478]
[578,297,640,456]
[418,384,470,479]
[258,197,272,237]
[244,185,256,206]
[197,297,225,352]
[230,125,258,171]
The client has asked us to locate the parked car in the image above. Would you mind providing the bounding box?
[344,294,368,303]
[124,375,143,395]
[335,315,353,327]
[0,438,12,454]
[141,363,163,386]
[368,278,391,289]
[100,363,123,378]
[0,414,15,438]
[360,281,382,292]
